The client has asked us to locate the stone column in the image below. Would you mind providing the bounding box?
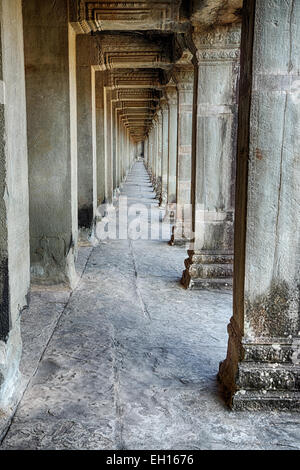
[116,108,123,188]
[159,98,169,207]
[95,72,105,206]
[144,136,148,166]
[151,118,158,188]
[120,119,125,182]
[24,0,78,287]
[126,128,130,175]
[146,136,150,169]
[147,126,153,178]
[111,99,118,195]
[170,67,194,245]
[181,26,240,290]
[77,36,98,229]
[122,122,127,180]
[165,83,178,219]
[156,110,163,200]
[0,0,30,408]
[219,0,300,411]
[104,87,114,204]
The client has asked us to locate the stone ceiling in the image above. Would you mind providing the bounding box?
[70,0,242,141]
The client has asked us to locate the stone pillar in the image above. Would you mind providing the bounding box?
[104,87,113,204]
[219,0,300,411]
[147,126,153,177]
[165,83,178,219]
[116,108,122,188]
[122,122,127,180]
[151,118,158,188]
[170,67,194,245]
[144,136,148,166]
[77,36,98,229]
[118,120,123,182]
[95,72,105,206]
[146,136,150,169]
[156,110,163,200]
[182,25,240,290]
[24,0,78,287]
[120,120,125,182]
[111,99,118,195]
[126,128,130,175]
[0,0,30,408]
[159,98,169,207]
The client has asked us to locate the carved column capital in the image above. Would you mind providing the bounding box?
[187,25,241,65]
[172,66,194,91]
[164,82,178,106]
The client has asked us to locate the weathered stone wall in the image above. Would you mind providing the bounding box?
[0,0,30,408]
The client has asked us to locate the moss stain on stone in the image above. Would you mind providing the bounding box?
[245,280,299,338]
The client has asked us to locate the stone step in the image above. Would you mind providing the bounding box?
[232,389,300,412]
[188,277,233,290]
[237,362,300,392]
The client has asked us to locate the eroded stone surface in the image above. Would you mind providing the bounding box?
[1,163,299,450]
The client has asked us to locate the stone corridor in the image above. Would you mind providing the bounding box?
[0,162,299,451]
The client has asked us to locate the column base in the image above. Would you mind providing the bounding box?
[154,178,162,199]
[152,178,159,195]
[218,318,300,410]
[159,191,167,208]
[219,361,300,411]
[181,251,233,290]
[0,320,23,412]
[163,203,176,223]
[30,235,78,289]
[169,222,191,246]
[230,390,300,411]
[78,205,94,229]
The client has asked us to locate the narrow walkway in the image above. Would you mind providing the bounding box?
[1,162,300,450]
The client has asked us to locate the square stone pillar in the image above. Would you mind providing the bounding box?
[151,118,158,188]
[219,0,300,411]
[0,0,30,409]
[144,136,149,166]
[155,110,163,201]
[146,136,150,170]
[170,67,194,246]
[24,0,78,287]
[164,82,178,220]
[159,98,169,207]
[147,126,154,178]
[182,25,240,290]
[116,108,123,188]
[77,36,98,229]
[95,72,105,206]
[121,120,127,177]
[126,131,130,174]
[111,98,118,195]
[119,118,125,183]
[104,87,114,205]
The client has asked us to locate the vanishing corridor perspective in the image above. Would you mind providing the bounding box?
[1,163,300,450]
[0,0,300,450]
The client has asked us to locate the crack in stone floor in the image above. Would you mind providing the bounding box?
[1,162,300,450]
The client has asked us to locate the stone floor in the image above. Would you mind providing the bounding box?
[1,161,300,450]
